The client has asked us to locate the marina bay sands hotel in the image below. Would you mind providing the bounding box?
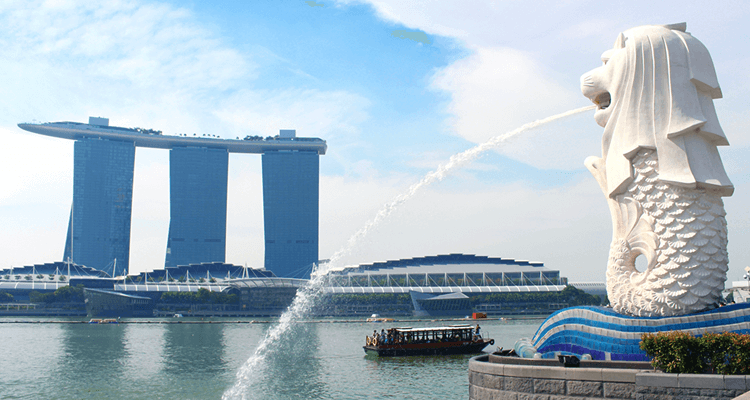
[18,117,326,279]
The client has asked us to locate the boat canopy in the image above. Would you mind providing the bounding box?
[391,325,474,333]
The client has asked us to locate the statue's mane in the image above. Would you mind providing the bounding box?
[601,24,733,197]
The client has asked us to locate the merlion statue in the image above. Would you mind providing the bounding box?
[581,23,734,317]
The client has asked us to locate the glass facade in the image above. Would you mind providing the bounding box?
[165,147,228,268]
[63,138,135,276]
[262,150,319,278]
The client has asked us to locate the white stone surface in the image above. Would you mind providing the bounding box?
[580,24,733,316]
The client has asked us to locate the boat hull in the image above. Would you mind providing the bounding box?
[363,340,492,357]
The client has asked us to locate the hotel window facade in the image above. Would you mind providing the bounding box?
[165,147,228,268]
[64,138,135,276]
[262,150,319,278]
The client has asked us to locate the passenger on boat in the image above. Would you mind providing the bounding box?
[388,328,398,344]
[474,324,482,341]
[380,329,386,344]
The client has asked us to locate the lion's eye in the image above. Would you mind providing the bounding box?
[601,49,616,65]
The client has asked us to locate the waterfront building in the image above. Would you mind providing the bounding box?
[262,134,320,278]
[165,147,229,268]
[63,136,135,276]
[1,255,604,318]
[83,288,154,318]
[17,119,326,277]
[125,262,274,283]
[315,254,604,317]
[0,262,107,278]
[320,253,566,293]
[727,278,750,303]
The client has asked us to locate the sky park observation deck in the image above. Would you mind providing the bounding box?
[18,117,326,279]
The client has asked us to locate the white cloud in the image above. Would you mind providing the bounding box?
[212,89,371,140]
[340,0,469,39]
[0,128,73,205]
[428,46,603,172]
[430,46,581,141]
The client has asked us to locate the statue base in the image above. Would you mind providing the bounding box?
[520,303,750,361]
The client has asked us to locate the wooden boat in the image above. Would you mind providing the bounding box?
[363,325,494,357]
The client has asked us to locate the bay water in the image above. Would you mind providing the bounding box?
[0,317,541,399]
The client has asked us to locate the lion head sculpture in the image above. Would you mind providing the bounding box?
[581,23,733,198]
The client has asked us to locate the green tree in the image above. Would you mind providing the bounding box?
[0,291,14,302]
[29,291,47,303]
[196,288,211,303]
[34,285,85,303]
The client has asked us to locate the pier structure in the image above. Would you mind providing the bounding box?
[19,117,326,278]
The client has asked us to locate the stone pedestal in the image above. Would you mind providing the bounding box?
[469,355,750,400]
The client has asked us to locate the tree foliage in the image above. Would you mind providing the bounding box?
[29,285,85,303]
[641,331,750,375]
[0,291,14,303]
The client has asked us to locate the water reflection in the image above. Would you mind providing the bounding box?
[57,322,128,398]
[0,322,65,398]
[363,354,475,397]
[162,321,227,377]
[122,323,165,383]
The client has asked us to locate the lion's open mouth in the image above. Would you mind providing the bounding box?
[594,92,611,110]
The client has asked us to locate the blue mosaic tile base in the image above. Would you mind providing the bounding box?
[529,303,750,361]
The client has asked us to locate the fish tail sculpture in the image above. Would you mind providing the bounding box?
[581,23,734,317]
[588,150,728,316]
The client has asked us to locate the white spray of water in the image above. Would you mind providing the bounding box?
[222,105,595,399]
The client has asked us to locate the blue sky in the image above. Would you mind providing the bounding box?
[0,0,748,283]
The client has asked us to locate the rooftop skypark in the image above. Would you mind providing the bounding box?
[18,117,327,154]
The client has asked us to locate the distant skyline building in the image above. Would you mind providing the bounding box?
[165,147,229,268]
[63,135,135,276]
[262,140,320,278]
[19,118,327,278]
